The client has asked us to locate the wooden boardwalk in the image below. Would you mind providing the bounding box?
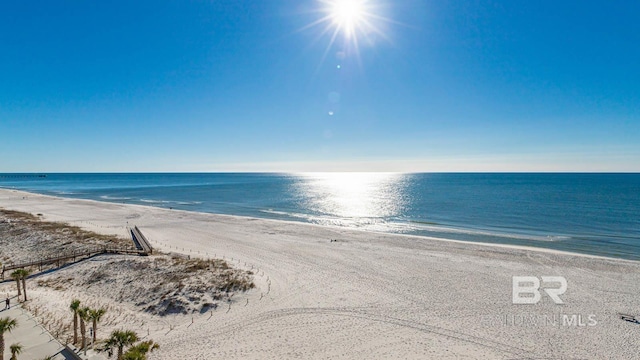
[130,225,153,254]
[1,246,145,280]
[1,225,153,280]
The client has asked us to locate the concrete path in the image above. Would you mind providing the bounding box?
[0,297,92,360]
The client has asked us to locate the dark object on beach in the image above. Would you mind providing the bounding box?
[4,297,9,309]
[618,313,640,324]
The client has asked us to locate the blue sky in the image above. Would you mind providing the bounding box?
[1,0,638,172]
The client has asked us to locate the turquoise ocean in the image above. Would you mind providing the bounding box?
[1,173,638,261]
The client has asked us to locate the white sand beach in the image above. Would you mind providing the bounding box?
[1,188,639,359]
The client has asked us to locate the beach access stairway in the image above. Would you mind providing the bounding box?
[129,225,153,254]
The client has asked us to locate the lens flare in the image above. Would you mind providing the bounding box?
[296,0,392,69]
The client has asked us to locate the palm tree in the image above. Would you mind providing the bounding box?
[9,343,22,360]
[77,307,91,351]
[14,270,29,302]
[88,308,106,343]
[122,340,159,360]
[0,317,18,360]
[9,271,21,298]
[99,330,139,360]
[122,350,145,360]
[70,299,81,345]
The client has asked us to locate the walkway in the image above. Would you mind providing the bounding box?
[0,297,81,360]
[129,226,153,254]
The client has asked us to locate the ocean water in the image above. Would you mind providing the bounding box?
[1,173,639,261]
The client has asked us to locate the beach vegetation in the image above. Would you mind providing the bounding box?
[9,271,21,298]
[0,317,18,360]
[0,210,37,222]
[77,307,91,350]
[122,340,159,360]
[89,307,107,343]
[15,269,30,302]
[70,299,81,345]
[99,330,139,360]
[9,343,22,360]
[0,209,131,258]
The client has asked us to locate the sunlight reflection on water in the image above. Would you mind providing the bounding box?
[293,173,409,221]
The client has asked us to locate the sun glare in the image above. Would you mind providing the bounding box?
[331,0,365,37]
[294,0,393,115]
[298,0,391,67]
[296,172,407,220]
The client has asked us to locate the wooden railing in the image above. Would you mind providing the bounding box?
[1,225,153,279]
[1,246,147,280]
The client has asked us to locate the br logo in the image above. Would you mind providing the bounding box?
[512,276,567,304]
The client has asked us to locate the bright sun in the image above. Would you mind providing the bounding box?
[298,0,391,68]
[314,0,386,43]
[331,0,365,37]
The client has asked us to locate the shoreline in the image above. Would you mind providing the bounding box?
[1,187,634,264]
[2,187,640,359]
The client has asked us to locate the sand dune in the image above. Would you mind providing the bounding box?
[1,188,639,359]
